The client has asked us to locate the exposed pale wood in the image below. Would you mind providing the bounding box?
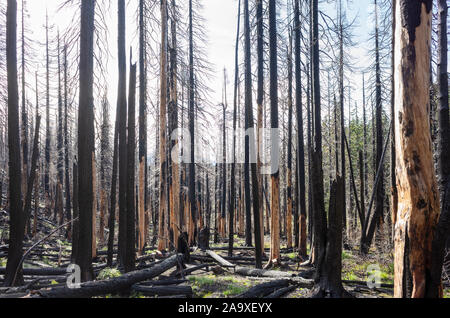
[393,1,438,298]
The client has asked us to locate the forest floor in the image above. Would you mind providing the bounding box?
[0,212,449,298]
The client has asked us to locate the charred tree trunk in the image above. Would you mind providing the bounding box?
[311,176,352,298]
[426,0,449,298]
[5,0,24,286]
[63,45,71,239]
[286,35,293,250]
[44,13,50,202]
[187,0,197,246]
[117,0,128,268]
[76,0,96,282]
[125,59,137,272]
[20,0,28,200]
[393,0,439,298]
[229,0,241,258]
[255,0,265,257]
[138,0,148,256]
[266,0,280,268]
[158,0,169,251]
[168,0,180,252]
[436,0,449,210]
[243,0,252,249]
[294,0,307,259]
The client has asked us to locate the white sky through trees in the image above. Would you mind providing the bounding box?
[21,0,385,151]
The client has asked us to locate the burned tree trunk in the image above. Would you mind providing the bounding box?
[266,0,280,268]
[393,0,439,298]
[255,0,265,257]
[63,44,71,239]
[229,0,241,258]
[286,35,293,249]
[76,0,96,282]
[138,0,148,256]
[311,177,352,298]
[117,0,128,268]
[5,0,25,286]
[187,0,197,245]
[158,0,169,251]
[294,0,307,259]
[125,60,137,272]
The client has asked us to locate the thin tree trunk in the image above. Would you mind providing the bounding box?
[76,0,96,282]
[158,0,168,251]
[266,0,280,268]
[117,0,128,268]
[5,0,24,286]
[126,59,137,272]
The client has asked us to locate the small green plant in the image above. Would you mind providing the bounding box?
[188,275,215,287]
[343,271,358,281]
[342,250,351,260]
[223,284,246,297]
[97,268,122,280]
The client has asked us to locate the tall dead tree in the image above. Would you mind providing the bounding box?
[76,0,96,282]
[436,0,449,207]
[310,0,350,298]
[425,0,450,298]
[286,33,293,249]
[229,0,241,258]
[126,59,137,272]
[168,0,180,251]
[5,0,25,287]
[255,0,265,256]
[117,0,128,267]
[20,0,28,196]
[56,32,64,226]
[158,0,168,251]
[266,0,280,268]
[393,0,439,298]
[138,0,148,255]
[188,0,197,245]
[44,11,50,200]
[294,0,307,258]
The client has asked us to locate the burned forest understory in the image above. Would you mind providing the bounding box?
[0,0,449,300]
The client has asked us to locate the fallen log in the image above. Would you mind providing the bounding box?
[172,263,214,278]
[237,280,290,298]
[138,279,187,286]
[264,285,297,298]
[35,254,184,298]
[0,267,68,276]
[131,285,193,298]
[205,250,235,268]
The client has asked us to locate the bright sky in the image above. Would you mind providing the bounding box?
[22,0,381,130]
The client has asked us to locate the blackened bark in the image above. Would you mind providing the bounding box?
[294,0,306,258]
[243,0,252,249]
[125,60,137,272]
[71,161,79,263]
[311,176,352,298]
[76,0,96,282]
[266,0,279,268]
[63,45,71,239]
[437,0,449,209]
[229,0,241,258]
[188,0,197,243]
[117,0,128,268]
[5,0,24,286]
